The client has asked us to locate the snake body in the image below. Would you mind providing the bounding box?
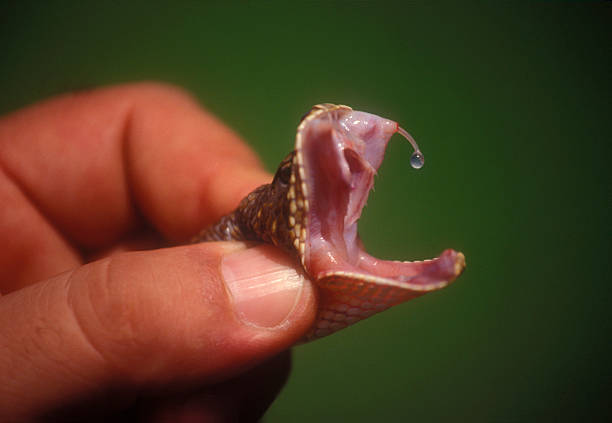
[197,104,465,341]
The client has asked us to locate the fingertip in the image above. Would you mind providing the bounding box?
[68,243,316,387]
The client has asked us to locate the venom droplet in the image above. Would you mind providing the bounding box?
[410,151,424,169]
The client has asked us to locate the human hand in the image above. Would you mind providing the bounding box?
[0,83,316,422]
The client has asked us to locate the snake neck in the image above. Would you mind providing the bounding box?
[195,151,300,259]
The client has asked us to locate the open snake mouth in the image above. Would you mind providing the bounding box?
[298,107,465,291]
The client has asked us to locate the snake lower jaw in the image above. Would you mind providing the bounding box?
[308,247,465,292]
[300,249,465,340]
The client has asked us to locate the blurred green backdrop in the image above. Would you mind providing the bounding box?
[2,1,610,421]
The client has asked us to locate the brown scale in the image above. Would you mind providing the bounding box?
[195,151,302,261]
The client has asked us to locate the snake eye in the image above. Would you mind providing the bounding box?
[274,163,292,186]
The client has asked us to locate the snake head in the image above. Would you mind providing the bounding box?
[197,103,465,340]
[288,104,465,339]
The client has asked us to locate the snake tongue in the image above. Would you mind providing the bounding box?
[300,110,465,291]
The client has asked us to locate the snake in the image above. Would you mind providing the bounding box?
[196,104,465,341]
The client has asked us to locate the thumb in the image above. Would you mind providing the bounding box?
[0,243,316,421]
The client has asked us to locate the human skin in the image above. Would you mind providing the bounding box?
[0,83,317,422]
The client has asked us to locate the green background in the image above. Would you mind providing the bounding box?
[2,1,610,421]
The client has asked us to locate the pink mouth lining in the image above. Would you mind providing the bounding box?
[300,109,462,290]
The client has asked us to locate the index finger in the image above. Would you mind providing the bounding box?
[0,83,271,289]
